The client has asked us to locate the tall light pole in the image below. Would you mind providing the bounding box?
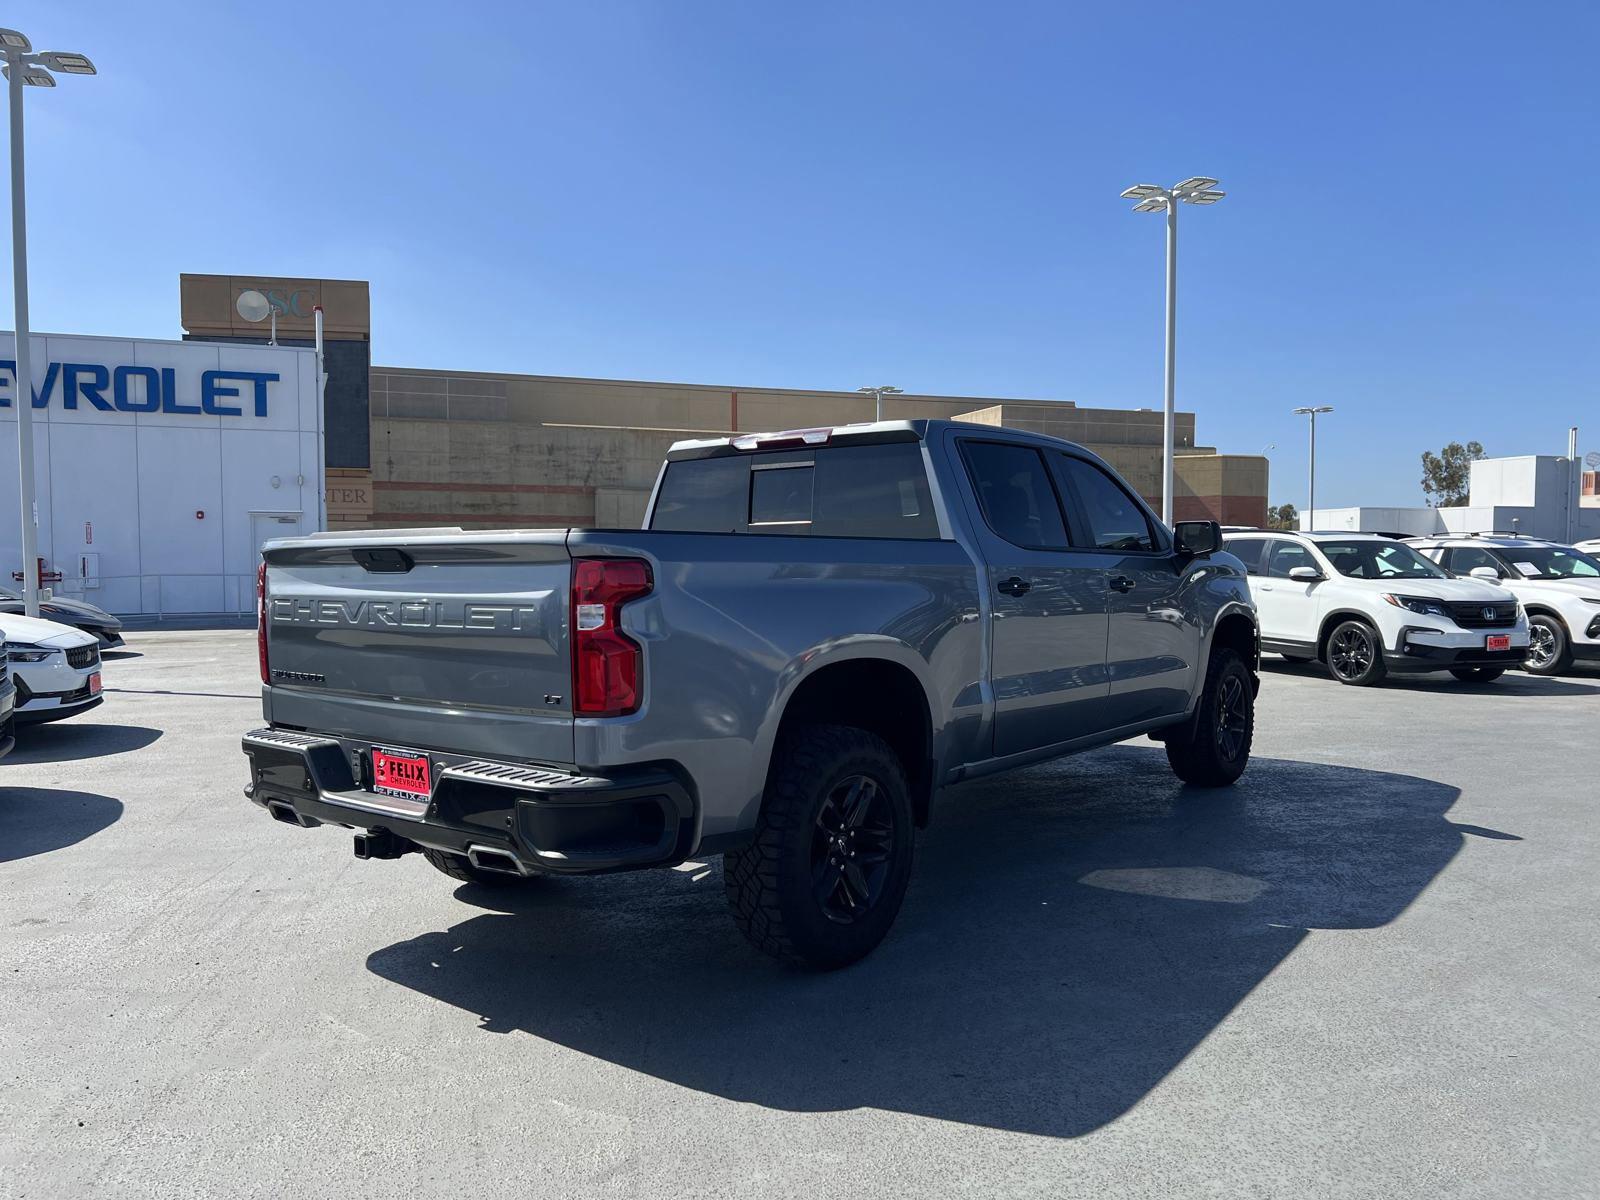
[1292,405,1333,529]
[1120,177,1225,526]
[856,384,903,422]
[2,27,95,619]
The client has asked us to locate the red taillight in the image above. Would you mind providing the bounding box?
[256,561,269,685]
[571,558,652,717]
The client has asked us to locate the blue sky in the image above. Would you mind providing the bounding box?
[5,1,1597,507]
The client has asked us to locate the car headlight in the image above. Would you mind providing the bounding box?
[6,643,54,663]
[1381,594,1449,617]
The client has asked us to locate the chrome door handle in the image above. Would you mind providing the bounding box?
[1109,575,1136,593]
[997,576,1032,597]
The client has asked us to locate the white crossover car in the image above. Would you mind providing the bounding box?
[0,612,104,724]
[1407,536,1600,675]
[1220,531,1528,685]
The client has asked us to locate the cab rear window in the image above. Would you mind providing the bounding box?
[651,443,940,539]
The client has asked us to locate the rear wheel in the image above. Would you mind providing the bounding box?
[1326,620,1387,686]
[1449,666,1504,684]
[725,725,914,969]
[420,846,536,888]
[1523,615,1572,675]
[1165,647,1254,787]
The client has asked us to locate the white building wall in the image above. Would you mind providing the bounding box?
[0,332,321,616]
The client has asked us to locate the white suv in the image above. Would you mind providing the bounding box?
[1220,531,1528,686]
[1407,536,1600,675]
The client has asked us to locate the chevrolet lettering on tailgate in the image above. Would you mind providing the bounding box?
[268,597,545,632]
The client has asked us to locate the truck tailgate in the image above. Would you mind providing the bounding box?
[261,533,574,764]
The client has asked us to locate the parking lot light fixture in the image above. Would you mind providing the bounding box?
[1292,405,1334,528]
[1122,177,1226,525]
[2,25,95,619]
[857,385,904,422]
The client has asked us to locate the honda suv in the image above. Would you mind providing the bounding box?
[1407,535,1600,675]
[1220,531,1528,685]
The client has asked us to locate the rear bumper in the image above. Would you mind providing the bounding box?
[241,728,697,876]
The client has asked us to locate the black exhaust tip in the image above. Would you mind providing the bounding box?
[267,801,318,828]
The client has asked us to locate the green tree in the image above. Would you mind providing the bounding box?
[1266,503,1299,530]
[1420,441,1486,507]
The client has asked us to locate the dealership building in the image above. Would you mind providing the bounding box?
[2,273,1269,617]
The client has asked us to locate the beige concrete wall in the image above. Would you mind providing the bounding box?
[363,367,1261,532]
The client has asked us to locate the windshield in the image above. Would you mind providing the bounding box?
[1490,545,1600,580]
[0,585,18,602]
[1319,540,1449,580]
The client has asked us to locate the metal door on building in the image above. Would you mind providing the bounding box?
[246,512,303,613]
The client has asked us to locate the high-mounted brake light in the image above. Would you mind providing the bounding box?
[730,426,833,451]
[256,561,269,684]
[571,558,653,717]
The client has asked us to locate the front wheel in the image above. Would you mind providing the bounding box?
[725,725,914,969]
[1165,647,1254,787]
[1450,666,1504,684]
[1326,620,1388,686]
[1523,615,1573,675]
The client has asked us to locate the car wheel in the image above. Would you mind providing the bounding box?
[1523,615,1573,675]
[1165,647,1254,786]
[420,846,539,888]
[725,724,914,970]
[1449,667,1504,684]
[1326,619,1387,686]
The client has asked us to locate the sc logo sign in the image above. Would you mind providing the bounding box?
[256,289,314,318]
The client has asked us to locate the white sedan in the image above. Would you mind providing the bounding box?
[0,612,104,725]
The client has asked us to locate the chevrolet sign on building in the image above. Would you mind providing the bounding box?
[0,332,320,616]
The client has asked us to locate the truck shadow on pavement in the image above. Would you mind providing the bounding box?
[366,745,1505,1138]
[0,789,123,863]
[1,724,162,764]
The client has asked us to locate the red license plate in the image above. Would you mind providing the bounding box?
[1486,635,1511,652]
[371,747,432,799]
[88,672,102,695]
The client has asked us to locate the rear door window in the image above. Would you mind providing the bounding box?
[960,441,1070,549]
[1222,537,1267,574]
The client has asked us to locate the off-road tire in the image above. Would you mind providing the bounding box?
[1449,666,1504,684]
[1326,619,1388,686]
[724,725,914,970]
[1523,614,1573,676]
[420,846,533,888]
[1165,647,1254,787]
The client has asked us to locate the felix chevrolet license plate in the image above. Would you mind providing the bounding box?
[371,747,432,800]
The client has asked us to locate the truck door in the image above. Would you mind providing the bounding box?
[955,438,1113,758]
[1051,453,1201,728]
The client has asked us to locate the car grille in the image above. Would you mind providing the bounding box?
[1448,601,1518,629]
[65,645,101,670]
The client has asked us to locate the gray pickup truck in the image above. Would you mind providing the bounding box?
[243,419,1258,967]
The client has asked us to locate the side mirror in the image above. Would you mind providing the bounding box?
[1174,520,1222,557]
[1288,565,1324,582]
[1468,566,1501,581]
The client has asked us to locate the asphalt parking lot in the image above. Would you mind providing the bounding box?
[3,632,1598,1199]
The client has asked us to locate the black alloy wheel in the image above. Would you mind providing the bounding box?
[1214,672,1249,762]
[811,775,896,924]
[1326,620,1386,686]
